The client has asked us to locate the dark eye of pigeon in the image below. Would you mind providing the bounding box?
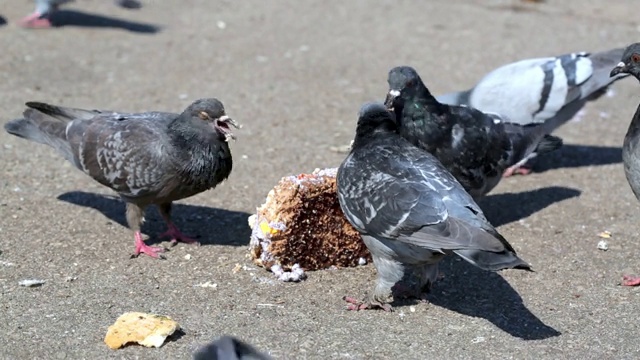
[633,53,640,64]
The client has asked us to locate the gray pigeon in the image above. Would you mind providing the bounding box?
[20,0,142,28]
[385,66,562,200]
[193,336,273,360]
[436,48,627,175]
[4,99,239,258]
[337,102,531,311]
[610,43,640,287]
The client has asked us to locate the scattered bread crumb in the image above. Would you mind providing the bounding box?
[104,312,180,349]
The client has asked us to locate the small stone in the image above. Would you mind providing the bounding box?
[184,254,192,260]
[597,240,609,251]
[19,279,46,287]
[216,20,226,29]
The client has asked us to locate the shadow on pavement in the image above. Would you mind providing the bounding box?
[428,257,561,340]
[0,15,6,27]
[50,10,161,33]
[533,144,622,173]
[57,191,250,246]
[479,186,581,227]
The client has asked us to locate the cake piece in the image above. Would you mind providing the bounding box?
[248,168,371,281]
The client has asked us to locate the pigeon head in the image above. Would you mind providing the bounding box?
[384,66,427,111]
[611,43,640,80]
[184,98,241,142]
[353,102,397,143]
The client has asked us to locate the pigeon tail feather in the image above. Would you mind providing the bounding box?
[4,113,73,162]
[453,248,532,272]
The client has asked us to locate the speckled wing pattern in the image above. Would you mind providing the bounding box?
[64,113,175,199]
[338,139,507,253]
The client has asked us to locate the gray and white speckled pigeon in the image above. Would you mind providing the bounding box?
[193,336,273,360]
[610,43,640,287]
[4,99,239,258]
[337,102,531,311]
[385,66,562,200]
[20,0,142,28]
[436,48,627,174]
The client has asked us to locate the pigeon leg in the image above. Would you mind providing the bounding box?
[18,12,53,28]
[503,164,533,177]
[343,296,393,312]
[126,203,165,258]
[157,202,200,245]
[622,275,640,286]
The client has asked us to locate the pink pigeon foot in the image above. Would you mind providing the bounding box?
[622,275,640,286]
[159,222,200,245]
[19,13,53,28]
[503,165,533,177]
[133,231,166,258]
[343,296,393,312]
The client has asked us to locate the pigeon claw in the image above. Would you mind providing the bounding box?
[343,296,393,312]
[133,232,167,259]
[19,12,53,28]
[622,275,640,286]
[159,224,201,246]
[503,164,533,177]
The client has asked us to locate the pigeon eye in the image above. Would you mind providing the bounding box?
[633,53,640,63]
[198,111,210,120]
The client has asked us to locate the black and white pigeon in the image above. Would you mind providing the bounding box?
[436,48,627,174]
[337,102,531,311]
[20,0,142,28]
[384,66,562,200]
[192,336,273,360]
[610,43,640,287]
[4,99,239,259]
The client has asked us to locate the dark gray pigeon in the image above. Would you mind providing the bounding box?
[385,66,562,200]
[20,0,142,28]
[610,43,640,287]
[193,336,273,360]
[337,102,531,311]
[4,99,239,258]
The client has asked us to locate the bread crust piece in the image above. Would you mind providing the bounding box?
[249,168,371,280]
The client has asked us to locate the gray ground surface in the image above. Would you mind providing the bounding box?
[1,0,640,359]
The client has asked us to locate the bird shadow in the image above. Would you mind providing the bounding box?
[49,10,161,33]
[426,257,561,340]
[57,191,250,246]
[478,186,581,227]
[533,144,622,173]
[0,15,7,27]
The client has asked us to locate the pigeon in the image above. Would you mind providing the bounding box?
[193,336,273,360]
[384,66,562,200]
[436,48,627,174]
[336,102,531,311]
[4,98,239,258]
[20,0,142,28]
[610,43,640,287]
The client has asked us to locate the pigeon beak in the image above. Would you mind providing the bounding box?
[215,115,241,142]
[384,90,400,111]
[219,115,242,129]
[610,61,628,77]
